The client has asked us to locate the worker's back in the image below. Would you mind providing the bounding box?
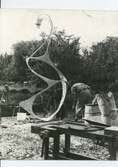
[71,83,93,120]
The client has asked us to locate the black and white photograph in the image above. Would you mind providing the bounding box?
[1,9,118,161]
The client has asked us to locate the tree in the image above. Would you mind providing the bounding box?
[12,40,44,82]
[12,30,82,84]
[83,37,118,91]
[49,30,82,83]
[0,53,12,82]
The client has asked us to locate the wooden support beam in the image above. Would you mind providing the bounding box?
[43,137,49,160]
[64,133,70,155]
[109,137,118,160]
[53,133,60,159]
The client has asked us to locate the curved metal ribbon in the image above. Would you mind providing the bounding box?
[19,15,67,121]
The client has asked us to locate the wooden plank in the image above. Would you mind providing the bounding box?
[31,121,63,134]
[84,115,118,126]
[52,124,114,141]
[55,152,96,160]
[66,120,107,129]
[66,152,96,160]
[32,120,63,128]
[104,126,118,136]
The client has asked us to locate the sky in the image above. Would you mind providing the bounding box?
[0,9,118,54]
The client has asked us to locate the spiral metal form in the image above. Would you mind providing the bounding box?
[19,14,67,121]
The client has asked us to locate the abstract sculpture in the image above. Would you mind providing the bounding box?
[19,14,67,121]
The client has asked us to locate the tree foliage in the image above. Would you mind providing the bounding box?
[82,37,118,91]
[10,30,82,84]
[1,32,118,92]
[0,53,12,82]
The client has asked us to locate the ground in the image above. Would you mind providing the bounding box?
[0,117,110,160]
[0,117,42,160]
